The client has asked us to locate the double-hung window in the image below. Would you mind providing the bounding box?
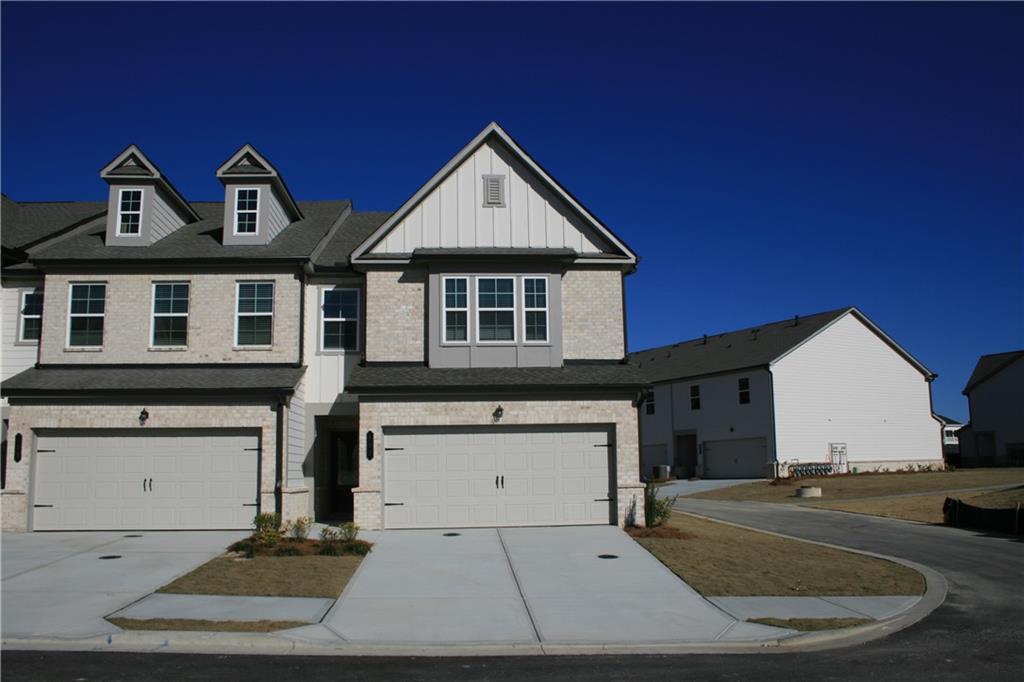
[689,384,701,410]
[18,289,43,342]
[523,277,548,342]
[67,283,106,347]
[477,277,515,342]
[646,389,656,415]
[234,188,259,235]
[117,189,143,235]
[322,288,359,351]
[152,282,189,347]
[443,277,468,343]
[738,377,751,404]
[236,281,273,346]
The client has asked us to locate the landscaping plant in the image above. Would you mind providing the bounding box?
[252,512,282,547]
[288,516,312,541]
[644,481,677,527]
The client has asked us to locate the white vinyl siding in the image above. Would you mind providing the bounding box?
[286,377,306,487]
[150,188,187,241]
[2,285,41,386]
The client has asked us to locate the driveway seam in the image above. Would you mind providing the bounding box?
[495,529,543,645]
[2,536,126,582]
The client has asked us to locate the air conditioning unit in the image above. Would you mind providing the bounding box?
[653,465,671,480]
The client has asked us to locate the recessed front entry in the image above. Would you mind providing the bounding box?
[31,429,259,531]
[382,425,614,529]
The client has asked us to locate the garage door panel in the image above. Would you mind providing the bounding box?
[704,438,768,479]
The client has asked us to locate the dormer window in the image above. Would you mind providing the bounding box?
[234,188,260,235]
[117,189,143,235]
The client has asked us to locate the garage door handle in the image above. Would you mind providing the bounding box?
[594,498,612,502]
[501,475,504,489]
[34,504,54,508]
[242,503,258,507]
[495,475,499,489]
[384,502,404,507]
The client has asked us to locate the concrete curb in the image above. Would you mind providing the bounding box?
[1,512,947,657]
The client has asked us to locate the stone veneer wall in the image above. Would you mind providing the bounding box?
[354,397,645,529]
[1,401,280,532]
[561,268,624,360]
[364,268,425,362]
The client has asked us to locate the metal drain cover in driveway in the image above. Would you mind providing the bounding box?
[123,534,143,538]
[98,555,122,560]
[443,532,461,537]
[598,554,619,559]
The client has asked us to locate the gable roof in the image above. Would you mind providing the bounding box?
[962,350,1024,394]
[630,307,935,384]
[100,145,201,222]
[1,194,107,255]
[350,122,637,266]
[216,144,303,221]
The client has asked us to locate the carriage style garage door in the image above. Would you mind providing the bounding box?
[32,429,259,531]
[383,426,614,529]
[702,437,768,479]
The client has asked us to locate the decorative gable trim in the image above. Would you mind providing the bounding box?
[99,145,200,222]
[217,144,303,221]
[350,122,638,266]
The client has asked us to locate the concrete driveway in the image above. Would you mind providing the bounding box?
[1,530,245,639]
[656,479,755,498]
[325,525,778,645]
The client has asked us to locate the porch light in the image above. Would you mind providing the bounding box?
[493,405,504,422]
[139,408,149,426]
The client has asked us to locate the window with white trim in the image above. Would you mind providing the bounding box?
[322,287,359,351]
[234,188,259,234]
[18,288,43,342]
[117,189,143,235]
[477,277,515,342]
[443,277,468,342]
[236,281,273,346]
[690,384,701,410]
[738,377,751,404]
[523,277,548,342]
[152,282,189,347]
[68,283,106,347]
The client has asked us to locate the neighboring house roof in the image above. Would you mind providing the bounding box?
[28,200,352,264]
[630,307,935,384]
[1,365,305,395]
[346,363,646,393]
[933,413,964,426]
[350,121,638,266]
[962,350,1024,395]
[1,194,107,253]
[312,211,392,271]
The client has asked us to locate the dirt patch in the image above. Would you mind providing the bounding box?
[633,513,925,597]
[108,617,307,633]
[158,555,363,598]
[749,617,873,631]
[626,526,693,540]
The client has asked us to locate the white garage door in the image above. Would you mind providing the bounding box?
[703,437,768,479]
[32,429,259,531]
[383,426,613,529]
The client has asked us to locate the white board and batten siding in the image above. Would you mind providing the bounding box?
[1,284,40,392]
[372,139,609,254]
[771,313,938,466]
[301,281,362,403]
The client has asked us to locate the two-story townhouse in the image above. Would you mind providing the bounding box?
[956,350,1024,467]
[631,308,941,480]
[1,122,648,532]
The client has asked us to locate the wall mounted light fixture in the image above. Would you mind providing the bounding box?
[493,405,504,422]
[139,408,149,426]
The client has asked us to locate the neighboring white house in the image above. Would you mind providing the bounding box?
[933,412,964,463]
[956,350,1024,467]
[631,307,942,479]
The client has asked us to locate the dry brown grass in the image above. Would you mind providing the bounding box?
[158,555,363,598]
[634,514,925,597]
[968,485,1024,509]
[808,484,1024,524]
[689,468,1024,504]
[108,618,307,632]
[748,617,873,631]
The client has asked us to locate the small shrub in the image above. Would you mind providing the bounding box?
[643,482,677,527]
[319,526,341,555]
[341,539,373,556]
[338,522,359,542]
[289,516,312,541]
[318,542,341,556]
[253,512,282,547]
[275,545,302,556]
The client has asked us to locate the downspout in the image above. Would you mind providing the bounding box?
[767,367,779,478]
[275,396,285,517]
[297,267,307,366]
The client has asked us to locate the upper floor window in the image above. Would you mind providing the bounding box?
[646,389,656,415]
[523,277,548,342]
[236,281,273,346]
[234,188,260,235]
[443,277,468,343]
[117,189,143,235]
[18,288,43,343]
[477,277,515,342]
[67,283,106,347]
[152,282,190,347]
[690,384,701,410]
[738,377,751,404]
[322,287,359,351]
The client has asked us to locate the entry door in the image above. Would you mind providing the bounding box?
[33,430,259,531]
[383,426,613,529]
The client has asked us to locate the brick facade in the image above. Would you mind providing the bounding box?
[363,268,425,362]
[562,267,625,360]
[353,397,645,530]
[38,272,301,365]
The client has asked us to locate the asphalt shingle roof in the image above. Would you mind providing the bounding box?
[313,211,392,270]
[30,201,351,263]
[2,195,107,251]
[629,308,852,384]
[962,350,1024,394]
[933,413,963,425]
[346,363,646,392]
[1,365,305,395]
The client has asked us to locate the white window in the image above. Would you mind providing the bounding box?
[738,377,751,404]
[151,282,190,347]
[67,283,106,347]
[117,189,143,235]
[690,384,701,410]
[442,277,468,343]
[523,277,548,343]
[646,389,656,416]
[321,287,359,351]
[236,281,273,346]
[482,175,505,207]
[18,288,43,343]
[477,277,515,342]
[234,188,260,235]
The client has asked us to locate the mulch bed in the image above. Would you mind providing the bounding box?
[625,525,692,540]
[229,536,372,557]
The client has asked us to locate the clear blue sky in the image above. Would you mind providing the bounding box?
[2,2,1021,420]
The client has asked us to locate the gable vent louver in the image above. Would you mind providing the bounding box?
[482,175,505,207]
